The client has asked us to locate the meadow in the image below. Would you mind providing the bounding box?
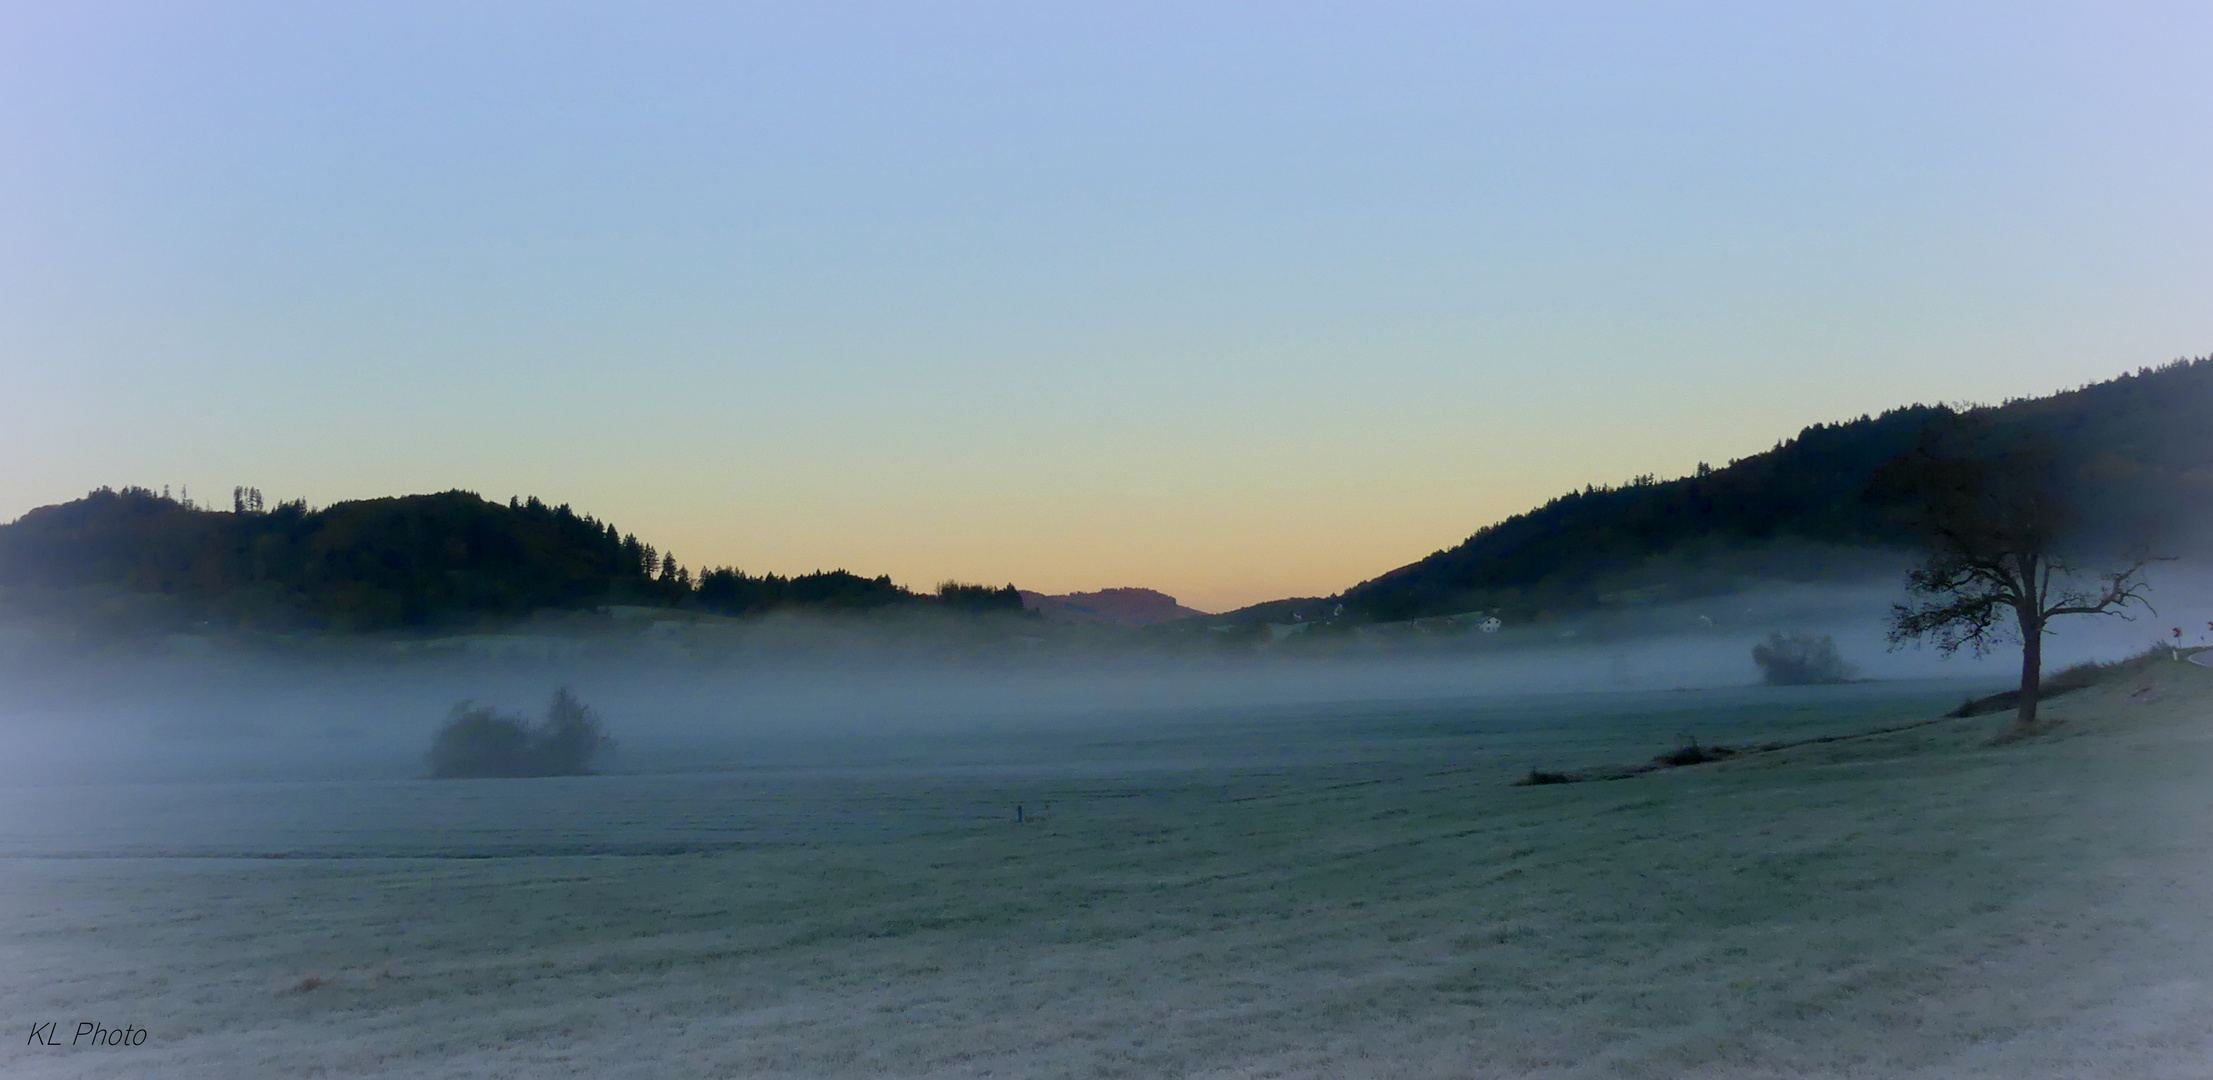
[5,670,2210,1078]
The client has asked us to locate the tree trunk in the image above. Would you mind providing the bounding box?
[2016,620,2043,731]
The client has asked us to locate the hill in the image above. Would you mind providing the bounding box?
[1018,588,1211,627]
[1322,356,2213,624]
[0,488,1016,633]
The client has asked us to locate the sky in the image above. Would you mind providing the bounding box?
[1,2,2208,612]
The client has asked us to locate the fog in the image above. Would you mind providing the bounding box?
[10,569,2213,1078]
[7,568,2207,789]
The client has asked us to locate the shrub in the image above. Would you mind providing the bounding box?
[1515,768,1582,786]
[1653,734,1736,767]
[425,688,615,778]
[533,688,615,775]
[1751,631,1857,685]
[426,703,535,778]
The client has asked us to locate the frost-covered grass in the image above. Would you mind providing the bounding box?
[5,673,2212,1077]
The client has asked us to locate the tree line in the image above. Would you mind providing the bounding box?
[1341,357,2212,622]
[0,487,1021,632]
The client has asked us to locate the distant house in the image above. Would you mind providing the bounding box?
[1443,611,1504,633]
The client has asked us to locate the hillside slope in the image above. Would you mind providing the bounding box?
[0,490,987,633]
[1336,357,2213,622]
[0,490,685,631]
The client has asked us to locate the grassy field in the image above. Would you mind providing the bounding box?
[5,670,2211,1077]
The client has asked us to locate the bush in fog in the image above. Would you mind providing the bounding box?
[426,688,614,778]
[533,688,615,774]
[425,704,533,777]
[1751,632,1857,685]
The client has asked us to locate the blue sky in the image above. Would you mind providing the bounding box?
[2,2,2208,609]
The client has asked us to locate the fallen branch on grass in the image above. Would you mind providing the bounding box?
[1517,716,1959,787]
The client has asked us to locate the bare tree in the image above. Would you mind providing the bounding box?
[1881,423,2158,731]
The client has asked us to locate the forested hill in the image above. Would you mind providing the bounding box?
[0,489,1018,632]
[1338,357,2213,623]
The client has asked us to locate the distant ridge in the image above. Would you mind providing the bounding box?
[1019,588,1210,627]
[0,488,1017,632]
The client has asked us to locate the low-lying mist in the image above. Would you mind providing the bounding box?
[4,569,2208,788]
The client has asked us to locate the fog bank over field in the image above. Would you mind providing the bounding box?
[6,569,2209,787]
[5,559,2210,1078]
[8,645,2213,1076]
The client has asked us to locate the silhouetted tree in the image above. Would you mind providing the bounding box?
[1880,423,2158,731]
